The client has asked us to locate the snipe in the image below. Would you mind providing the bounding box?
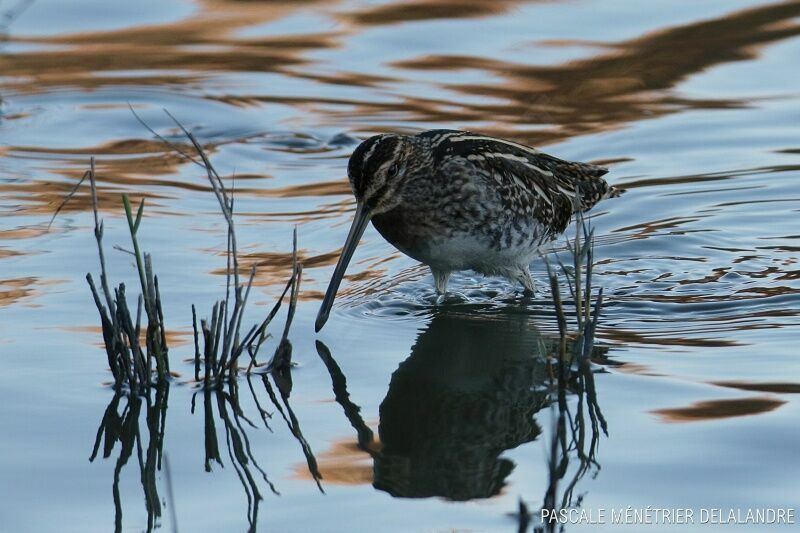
[315,130,617,331]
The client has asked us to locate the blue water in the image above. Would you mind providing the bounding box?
[1,0,799,531]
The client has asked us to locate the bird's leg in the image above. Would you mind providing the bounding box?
[515,268,536,296]
[431,268,451,295]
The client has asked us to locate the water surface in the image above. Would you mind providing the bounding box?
[1,0,799,531]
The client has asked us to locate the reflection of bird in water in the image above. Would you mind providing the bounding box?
[316,130,617,331]
[316,310,609,502]
[374,311,551,500]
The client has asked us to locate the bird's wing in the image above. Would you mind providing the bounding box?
[433,133,613,213]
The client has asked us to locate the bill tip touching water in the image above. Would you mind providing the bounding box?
[315,129,619,332]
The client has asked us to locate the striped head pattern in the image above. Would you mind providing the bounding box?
[347,134,413,215]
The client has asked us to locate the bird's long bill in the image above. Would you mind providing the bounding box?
[315,202,370,332]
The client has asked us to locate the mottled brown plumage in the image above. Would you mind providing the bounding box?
[316,129,617,331]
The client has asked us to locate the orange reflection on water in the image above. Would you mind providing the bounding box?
[3,0,341,93]
[711,381,800,394]
[0,277,65,307]
[388,2,800,145]
[652,396,785,423]
[343,0,537,26]
[61,324,193,348]
[292,436,380,486]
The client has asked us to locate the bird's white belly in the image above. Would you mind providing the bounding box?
[419,234,542,274]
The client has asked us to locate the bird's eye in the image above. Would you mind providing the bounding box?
[387,163,399,177]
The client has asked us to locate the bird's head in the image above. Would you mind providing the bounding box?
[348,133,413,215]
[315,134,413,332]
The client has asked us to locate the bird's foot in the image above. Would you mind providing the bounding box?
[431,268,452,295]
[515,268,536,297]
[522,287,535,298]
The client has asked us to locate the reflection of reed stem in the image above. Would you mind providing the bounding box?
[193,382,286,531]
[537,208,608,533]
[163,454,179,533]
[246,374,273,431]
[201,389,221,472]
[216,389,262,528]
[262,374,324,492]
[90,382,170,533]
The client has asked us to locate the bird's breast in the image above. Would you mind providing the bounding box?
[371,205,547,272]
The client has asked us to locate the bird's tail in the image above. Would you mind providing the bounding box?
[566,162,621,212]
[605,184,622,199]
